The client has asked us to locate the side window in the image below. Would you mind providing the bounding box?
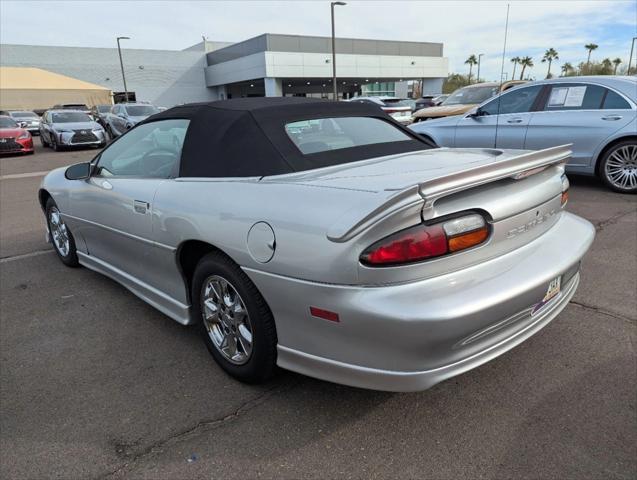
[96,119,190,179]
[480,85,543,115]
[543,83,606,111]
[602,90,631,110]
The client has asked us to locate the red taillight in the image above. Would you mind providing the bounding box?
[361,213,489,267]
[360,224,447,265]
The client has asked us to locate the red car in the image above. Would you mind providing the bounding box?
[0,115,34,155]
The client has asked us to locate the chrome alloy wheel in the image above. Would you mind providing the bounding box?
[605,145,637,191]
[49,207,70,257]
[201,275,253,365]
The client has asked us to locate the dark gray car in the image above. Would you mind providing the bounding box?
[105,103,159,138]
[39,110,106,151]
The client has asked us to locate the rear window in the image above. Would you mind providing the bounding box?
[544,84,606,110]
[285,117,412,154]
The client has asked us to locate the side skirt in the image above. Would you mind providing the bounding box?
[77,251,193,325]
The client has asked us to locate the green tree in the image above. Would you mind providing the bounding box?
[585,43,598,66]
[601,58,613,75]
[519,56,534,80]
[560,62,574,76]
[510,56,521,80]
[541,48,559,78]
[442,73,471,94]
[612,57,622,75]
[465,55,478,83]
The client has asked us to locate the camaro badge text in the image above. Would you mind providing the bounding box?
[506,209,557,239]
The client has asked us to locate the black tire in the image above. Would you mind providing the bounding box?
[45,198,80,267]
[599,140,637,194]
[192,251,277,383]
[51,136,61,152]
[40,134,49,148]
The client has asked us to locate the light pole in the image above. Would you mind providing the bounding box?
[331,2,346,101]
[477,53,484,83]
[628,36,637,74]
[116,36,130,102]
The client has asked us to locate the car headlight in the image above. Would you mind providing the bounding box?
[18,131,31,140]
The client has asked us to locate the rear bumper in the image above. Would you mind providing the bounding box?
[245,212,595,392]
[277,272,579,392]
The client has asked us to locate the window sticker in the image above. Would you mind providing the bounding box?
[548,87,568,106]
[563,86,587,107]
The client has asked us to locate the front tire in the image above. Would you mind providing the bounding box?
[46,198,79,267]
[192,251,277,383]
[40,134,49,148]
[599,140,637,193]
[51,136,61,152]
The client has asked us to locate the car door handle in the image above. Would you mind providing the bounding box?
[133,200,149,214]
[601,115,622,121]
[506,118,524,124]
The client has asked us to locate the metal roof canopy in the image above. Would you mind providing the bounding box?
[0,67,112,110]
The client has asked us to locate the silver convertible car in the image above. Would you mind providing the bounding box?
[410,76,637,193]
[39,98,594,391]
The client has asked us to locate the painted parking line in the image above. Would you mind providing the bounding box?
[0,171,49,180]
[0,249,53,263]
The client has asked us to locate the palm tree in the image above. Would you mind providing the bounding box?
[541,48,559,78]
[465,55,478,83]
[612,57,622,75]
[585,43,598,66]
[561,62,574,76]
[519,56,534,80]
[510,56,521,80]
[600,58,613,74]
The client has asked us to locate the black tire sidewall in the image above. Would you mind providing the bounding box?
[45,198,80,267]
[192,252,277,383]
[600,140,637,194]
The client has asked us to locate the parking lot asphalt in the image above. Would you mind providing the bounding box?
[1,144,636,480]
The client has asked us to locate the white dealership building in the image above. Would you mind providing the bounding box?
[0,34,448,108]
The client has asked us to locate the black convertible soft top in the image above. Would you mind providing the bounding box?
[147,97,432,178]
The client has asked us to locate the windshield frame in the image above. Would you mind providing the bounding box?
[124,105,159,117]
[51,112,93,123]
[0,117,19,128]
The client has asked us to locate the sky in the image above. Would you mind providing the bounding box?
[1,0,636,81]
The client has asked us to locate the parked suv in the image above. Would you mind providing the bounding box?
[105,103,159,137]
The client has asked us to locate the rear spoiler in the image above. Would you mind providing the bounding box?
[327,144,571,242]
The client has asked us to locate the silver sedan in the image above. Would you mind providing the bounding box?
[38,98,594,391]
[410,76,637,193]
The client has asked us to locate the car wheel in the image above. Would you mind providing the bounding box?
[40,135,49,148]
[192,251,278,383]
[51,136,61,152]
[599,140,637,194]
[45,198,79,267]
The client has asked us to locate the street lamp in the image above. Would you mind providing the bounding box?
[477,53,484,83]
[331,1,346,101]
[116,36,130,102]
[628,36,637,74]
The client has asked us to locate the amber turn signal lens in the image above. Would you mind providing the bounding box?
[448,227,489,253]
[561,190,569,206]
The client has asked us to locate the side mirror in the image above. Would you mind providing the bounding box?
[467,108,486,119]
[65,162,91,180]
